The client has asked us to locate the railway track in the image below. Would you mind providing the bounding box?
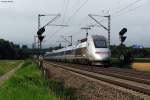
[48,61,150,85]
[44,61,150,95]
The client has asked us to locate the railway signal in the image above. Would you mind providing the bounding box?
[119,28,127,44]
[38,35,45,42]
[37,27,45,36]
[118,28,132,66]
[37,27,45,42]
[36,26,45,69]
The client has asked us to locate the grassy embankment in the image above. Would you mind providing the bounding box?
[0,60,22,76]
[111,58,150,63]
[133,58,150,62]
[110,58,131,68]
[0,60,75,100]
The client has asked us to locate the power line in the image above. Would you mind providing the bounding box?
[43,14,61,27]
[62,0,70,23]
[71,0,81,9]
[94,0,144,23]
[112,0,150,19]
[48,0,68,39]
[112,0,143,15]
[59,0,66,13]
[51,0,89,39]
[123,0,150,15]
[67,0,89,23]
[110,0,129,14]
[50,0,70,38]
[60,0,89,33]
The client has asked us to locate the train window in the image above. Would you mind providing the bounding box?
[94,39,107,48]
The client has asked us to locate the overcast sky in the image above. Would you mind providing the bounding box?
[0,0,150,48]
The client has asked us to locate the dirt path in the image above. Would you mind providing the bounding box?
[0,62,24,86]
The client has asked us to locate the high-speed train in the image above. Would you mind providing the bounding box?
[44,35,111,65]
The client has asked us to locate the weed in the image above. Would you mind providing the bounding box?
[47,79,76,100]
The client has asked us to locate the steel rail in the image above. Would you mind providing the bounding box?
[44,61,150,95]
[52,62,150,85]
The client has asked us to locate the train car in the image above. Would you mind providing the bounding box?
[44,35,111,65]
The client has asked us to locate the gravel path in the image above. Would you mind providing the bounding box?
[0,62,24,86]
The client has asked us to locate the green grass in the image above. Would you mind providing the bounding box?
[0,60,58,100]
[133,58,150,62]
[111,57,150,68]
[110,58,120,66]
[48,79,75,100]
[0,60,22,76]
[110,58,132,68]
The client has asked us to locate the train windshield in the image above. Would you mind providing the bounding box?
[94,39,107,48]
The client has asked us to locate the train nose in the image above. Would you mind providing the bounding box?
[95,51,111,60]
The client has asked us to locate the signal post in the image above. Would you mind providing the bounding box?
[118,28,131,66]
[37,27,45,68]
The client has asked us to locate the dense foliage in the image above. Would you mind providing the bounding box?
[0,39,18,59]
[0,39,30,59]
[110,45,150,58]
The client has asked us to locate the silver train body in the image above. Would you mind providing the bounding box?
[44,35,111,65]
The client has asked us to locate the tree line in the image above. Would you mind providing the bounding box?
[110,45,150,58]
[0,38,149,60]
[0,39,30,59]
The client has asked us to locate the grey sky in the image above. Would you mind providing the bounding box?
[0,0,150,48]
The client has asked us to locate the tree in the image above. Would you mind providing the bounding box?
[0,39,19,59]
[22,45,28,49]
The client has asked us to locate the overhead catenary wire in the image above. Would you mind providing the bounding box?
[95,0,147,22]
[112,0,144,16]
[58,0,89,33]
[50,0,89,39]
[119,0,150,16]
[50,0,147,46]
[43,14,61,28]
[110,0,129,15]
[62,0,70,23]
[67,0,89,23]
[60,0,66,13]
[95,0,145,22]
[45,0,69,45]
[60,0,145,34]
[111,0,150,19]
[49,0,71,37]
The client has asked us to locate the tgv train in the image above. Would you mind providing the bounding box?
[44,35,111,65]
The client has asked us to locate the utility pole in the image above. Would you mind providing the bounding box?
[36,14,61,59]
[106,15,111,47]
[37,14,45,59]
[88,14,111,48]
[36,13,68,68]
[81,27,91,38]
